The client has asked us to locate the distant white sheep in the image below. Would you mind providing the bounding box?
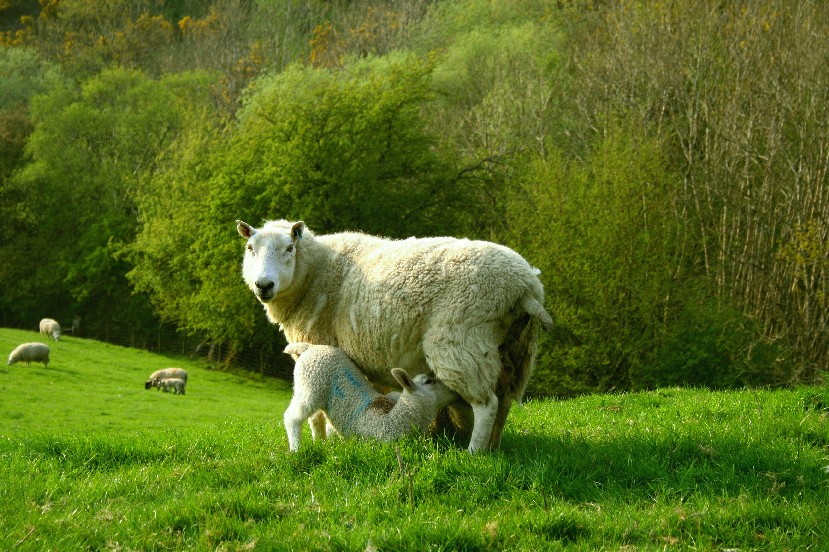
[8,343,50,368]
[238,219,553,453]
[283,342,457,451]
[145,368,188,390]
[39,318,61,341]
[158,378,186,395]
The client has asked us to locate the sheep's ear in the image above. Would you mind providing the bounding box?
[237,220,255,240]
[391,368,415,392]
[291,221,305,242]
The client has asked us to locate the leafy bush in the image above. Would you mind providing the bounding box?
[506,126,707,397]
[224,52,464,237]
[639,300,789,390]
[128,52,481,358]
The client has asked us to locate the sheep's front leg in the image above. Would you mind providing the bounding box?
[468,391,498,454]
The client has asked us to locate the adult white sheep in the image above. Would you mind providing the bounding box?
[237,219,553,453]
[158,378,186,395]
[145,368,188,390]
[8,343,50,368]
[39,318,61,341]
[283,342,457,451]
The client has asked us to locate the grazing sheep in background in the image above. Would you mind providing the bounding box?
[8,343,50,368]
[158,378,186,395]
[283,343,457,451]
[39,318,61,341]
[145,368,188,390]
[237,219,553,453]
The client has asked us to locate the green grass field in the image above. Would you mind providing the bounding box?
[1,327,828,550]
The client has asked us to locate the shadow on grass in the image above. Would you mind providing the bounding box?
[491,429,824,504]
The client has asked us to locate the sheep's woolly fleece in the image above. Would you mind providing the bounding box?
[238,219,552,452]
[39,318,61,341]
[8,342,50,367]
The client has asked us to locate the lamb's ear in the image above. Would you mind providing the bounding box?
[283,342,310,356]
[391,368,415,392]
[291,221,305,242]
[237,220,256,240]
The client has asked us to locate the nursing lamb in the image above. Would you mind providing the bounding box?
[283,342,457,451]
[158,378,186,395]
[237,219,553,453]
[145,368,188,390]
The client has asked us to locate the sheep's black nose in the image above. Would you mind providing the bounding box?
[255,279,275,292]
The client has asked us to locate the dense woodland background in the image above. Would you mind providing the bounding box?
[1,0,827,397]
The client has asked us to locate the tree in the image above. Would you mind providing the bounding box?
[0,47,65,326]
[1,67,213,331]
[128,52,478,355]
[223,52,466,236]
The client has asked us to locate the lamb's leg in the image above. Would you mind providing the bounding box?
[308,410,328,441]
[283,400,312,451]
[324,417,341,439]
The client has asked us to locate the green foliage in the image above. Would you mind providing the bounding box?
[126,112,245,342]
[0,48,64,257]
[640,300,789,390]
[227,53,462,236]
[128,52,478,353]
[0,48,62,324]
[1,327,827,549]
[505,126,709,397]
[0,48,63,111]
[563,0,829,385]
[420,1,565,234]
[3,0,828,395]
[0,67,213,331]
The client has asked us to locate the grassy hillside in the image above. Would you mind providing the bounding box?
[0,328,291,435]
[1,328,828,550]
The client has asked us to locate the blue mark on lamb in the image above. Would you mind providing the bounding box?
[283,343,457,451]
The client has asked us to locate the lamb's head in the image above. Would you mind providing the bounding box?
[237,220,306,303]
[391,368,458,411]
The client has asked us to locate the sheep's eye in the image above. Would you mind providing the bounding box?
[246,244,254,254]
[286,244,294,253]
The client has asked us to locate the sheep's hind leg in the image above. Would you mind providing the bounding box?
[489,313,540,450]
[488,395,512,450]
[468,391,499,454]
[424,324,502,453]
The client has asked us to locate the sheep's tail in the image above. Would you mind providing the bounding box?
[522,296,553,334]
[284,342,312,357]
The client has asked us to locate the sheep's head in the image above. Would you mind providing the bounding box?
[391,368,458,410]
[237,220,304,304]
